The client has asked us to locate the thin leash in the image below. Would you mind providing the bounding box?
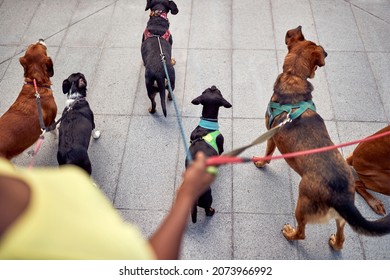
[206,129,390,166]
[29,79,47,169]
[156,36,193,162]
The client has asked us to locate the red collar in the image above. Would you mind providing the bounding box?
[143,28,171,42]
[150,10,168,20]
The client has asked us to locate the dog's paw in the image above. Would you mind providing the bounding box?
[168,92,172,101]
[254,160,268,168]
[92,130,101,140]
[148,107,156,114]
[329,234,343,251]
[171,58,176,66]
[205,207,215,217]
[370,199,386,216]
[282,224,296,240]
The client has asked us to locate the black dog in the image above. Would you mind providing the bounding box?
[57,73,100,175]
[141,0,178,117]
[186,86,232,223]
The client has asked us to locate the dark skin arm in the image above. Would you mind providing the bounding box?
[149,152,216,259]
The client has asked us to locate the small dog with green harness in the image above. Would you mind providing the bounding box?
[186,86,232,223]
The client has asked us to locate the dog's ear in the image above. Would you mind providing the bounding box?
[62,79,71,94]
[285,26,305,49]
[191,95,203,105]
[145,0,152,11]
[221,97,232,108]
[19,56,28,77]
[169,1,178,15]
[45,57,54,77]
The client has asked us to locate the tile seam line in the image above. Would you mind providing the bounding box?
[350,3,389,124]
[0,0,120,66]
[0,0,42,79]
[344,0,390,25]
[230,0,234,260]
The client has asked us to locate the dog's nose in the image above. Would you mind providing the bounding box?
[37,39,46,46]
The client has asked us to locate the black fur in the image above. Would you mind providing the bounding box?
[141,0,178,117]
[186,86,232,223]
[57,73,95,175]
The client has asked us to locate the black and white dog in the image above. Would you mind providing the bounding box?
[186,86,232,223]
[141,0,178,117]
[57,73,100,175]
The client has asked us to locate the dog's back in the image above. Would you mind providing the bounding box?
[57,73,96,175]
[141,0,178,117]
[0,41,57,159]
[57,101,95,174]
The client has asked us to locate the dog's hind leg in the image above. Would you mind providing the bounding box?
[282,200,307,241]
[329,218,346,250]
[355,180,386,215]
[146,77,158,114]
[254,138,276,168]
[198,188,215,217]
[166,71,175,101]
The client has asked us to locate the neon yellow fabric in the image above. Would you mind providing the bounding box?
[0,159,155,260]
[202,130,220,154]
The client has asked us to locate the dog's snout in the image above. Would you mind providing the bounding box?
[37,39,46,46]
[324,51,328,58]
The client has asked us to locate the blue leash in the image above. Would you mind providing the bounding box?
[156,36,193,162]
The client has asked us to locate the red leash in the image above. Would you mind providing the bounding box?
[28,135,45,169]
[206,129,390,166]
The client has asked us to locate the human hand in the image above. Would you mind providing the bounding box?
[178,152,217,201]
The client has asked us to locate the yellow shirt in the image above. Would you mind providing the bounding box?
[0,159,155,260]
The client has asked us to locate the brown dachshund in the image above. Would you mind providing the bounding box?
[346,125,390,215]
[254,26,390,250]
[0,40,57,159]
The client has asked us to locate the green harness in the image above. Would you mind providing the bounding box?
[202,130,221,154]
[267,100,316,128]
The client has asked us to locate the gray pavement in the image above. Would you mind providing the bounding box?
[1,0,390,260]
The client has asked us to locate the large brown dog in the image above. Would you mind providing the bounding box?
[0,40,57,159]
[346,125,390,215]
[254,26,390,250]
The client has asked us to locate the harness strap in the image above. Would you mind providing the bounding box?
[267,100,316,128]
[143,28,171,42]
[202,131,221,154]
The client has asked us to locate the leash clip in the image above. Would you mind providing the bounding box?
[278,113,292,127]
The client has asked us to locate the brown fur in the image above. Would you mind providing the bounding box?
[0,41,57,159]
[346,125,390,215]
[254,26,390,250]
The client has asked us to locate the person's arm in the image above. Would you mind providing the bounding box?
[149,152,216,259]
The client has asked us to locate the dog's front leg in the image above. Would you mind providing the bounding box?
[254,137,276,168]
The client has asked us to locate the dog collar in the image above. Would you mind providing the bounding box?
[150,10,168,21]
[199,119,219,130]
[24,81,51,89]
[267,100,316,128]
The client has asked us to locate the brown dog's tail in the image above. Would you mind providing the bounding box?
[334,200,390,236]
